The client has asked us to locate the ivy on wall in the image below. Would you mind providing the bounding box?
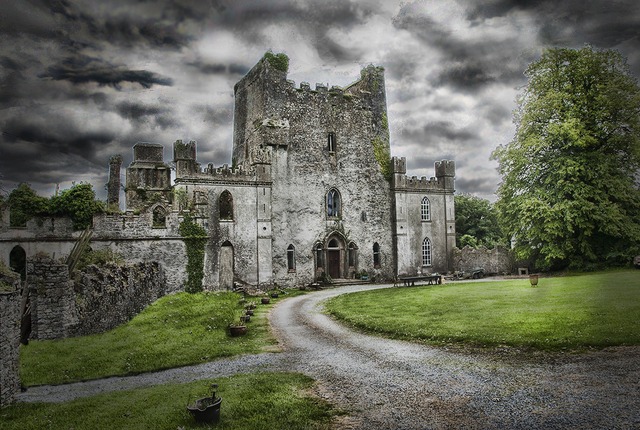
[371,136,392,182]
[178,214,207,293]
[263,51,289,73]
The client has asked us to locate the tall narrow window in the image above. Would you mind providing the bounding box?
[373,242,380,267]
[348,242,357,267]
[327,132,336,153]
[219,190,233,220]
[421,196,431,221]
[315,243,323,268]
[327,188,341,218]
[422,237,432,266]
[287,244,296,272]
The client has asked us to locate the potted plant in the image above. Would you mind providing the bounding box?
[187,384,222,423]
[229,318,247,337]
[529,274,539,287]
[261,296,271,304]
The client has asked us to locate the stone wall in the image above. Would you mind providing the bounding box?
[27,257,166,340]
[452,246,514,275]
[27,257,76,340]
[0,268,21,407]
[71,262,166,336]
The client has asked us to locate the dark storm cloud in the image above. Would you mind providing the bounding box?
[41,56,173,89]
[455,175,498,195]
[187,60,250,76]
[115,101,180,130]
[402,121,476,146]
[436,63,495,91]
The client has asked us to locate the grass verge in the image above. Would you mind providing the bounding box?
[1,372,336,430]
[20,291,279,386]
[325,270,640,350]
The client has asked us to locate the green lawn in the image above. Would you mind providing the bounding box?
[1,372,336,430]
[21,291,280,386]
[325,270,640,350]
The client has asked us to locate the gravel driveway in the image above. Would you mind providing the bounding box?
[19,283,640,429]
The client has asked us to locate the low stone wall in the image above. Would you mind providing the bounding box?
[27,257,166,340]
[0,269,21,407]
[71,262,166,337]
[452,246,514,275]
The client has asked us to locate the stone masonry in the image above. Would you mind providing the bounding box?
[0,266,20,407]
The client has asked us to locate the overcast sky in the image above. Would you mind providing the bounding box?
[1,0,639,203]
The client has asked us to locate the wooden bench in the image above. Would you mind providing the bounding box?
[398,275,442,287]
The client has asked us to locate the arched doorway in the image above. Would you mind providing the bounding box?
[219,241,234,290]
[9,245,26,281]
[326,235,345,279]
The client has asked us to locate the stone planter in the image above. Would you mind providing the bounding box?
[261,297,271,304]
[529,274,539,287]
[187,395,222,423]
[229,325,247,337]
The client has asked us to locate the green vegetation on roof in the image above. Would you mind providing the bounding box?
[263,51,289,73]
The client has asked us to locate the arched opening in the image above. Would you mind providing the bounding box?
[152,206,166,228]
[348,242,358,268]
[314,243,323,269]
[219,190,234,220]
[287,244,296,272]
[326,188,341,218]
[422,237,432,267]
[219,240,234,290]
[326,235,345,279]
[9,245,26,281]
[421,197,431,221]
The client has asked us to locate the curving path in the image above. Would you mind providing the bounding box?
[19,283,640,429]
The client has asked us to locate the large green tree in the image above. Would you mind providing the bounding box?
[492,46,640,270]
[6,183,49,227]
[454,194,506,248]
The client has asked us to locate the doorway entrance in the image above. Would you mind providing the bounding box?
[219,241,234,290]
[326,236,345,279]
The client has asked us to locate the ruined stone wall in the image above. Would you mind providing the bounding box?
[27,257,76,340]
[452,246,514,275]
[0,268,20,407]
[71,262,166,336]
[27,257,167,340]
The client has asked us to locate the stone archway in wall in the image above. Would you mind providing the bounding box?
[219,241,234,290]
[326,234,346,279]
[9,245,26,281]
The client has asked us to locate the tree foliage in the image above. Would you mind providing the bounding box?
[7,183,49,227]
[6,183,104,230]
[492,46,640,270]
[49,183,105,230]
[454,194,506,248]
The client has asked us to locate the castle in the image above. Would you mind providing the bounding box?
[1,54,455,291]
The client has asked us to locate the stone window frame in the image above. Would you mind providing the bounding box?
[152,205,167,228]
[373,242,381,268]
[327,132,336,153]
[422,237,432,267]
[287,244,296,272]
[348,242,358,268]
[219,190,234,221]
[326,188,342,219]
[314,242,324,269]
[421,196,431,222]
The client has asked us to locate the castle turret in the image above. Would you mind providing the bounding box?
[435,160,455,191]
[106,154,122,209]
[173,140,198,178]
[125,143,172,210]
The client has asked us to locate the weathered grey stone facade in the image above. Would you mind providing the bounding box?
[0,55,457,292]
[0,267,20,407]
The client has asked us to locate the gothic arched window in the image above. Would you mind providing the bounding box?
[152,206,166,228]
[421,197,431,221]
[422,237,432,266]
[327,188,341,218]
[287,244,296,272]
[219,190,233,220]
[315,243,323,268]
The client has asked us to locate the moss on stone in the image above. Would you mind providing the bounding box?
[263,51,289,73]
[372,136,392,182]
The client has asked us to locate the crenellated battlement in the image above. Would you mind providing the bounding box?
[392,159,455,192]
